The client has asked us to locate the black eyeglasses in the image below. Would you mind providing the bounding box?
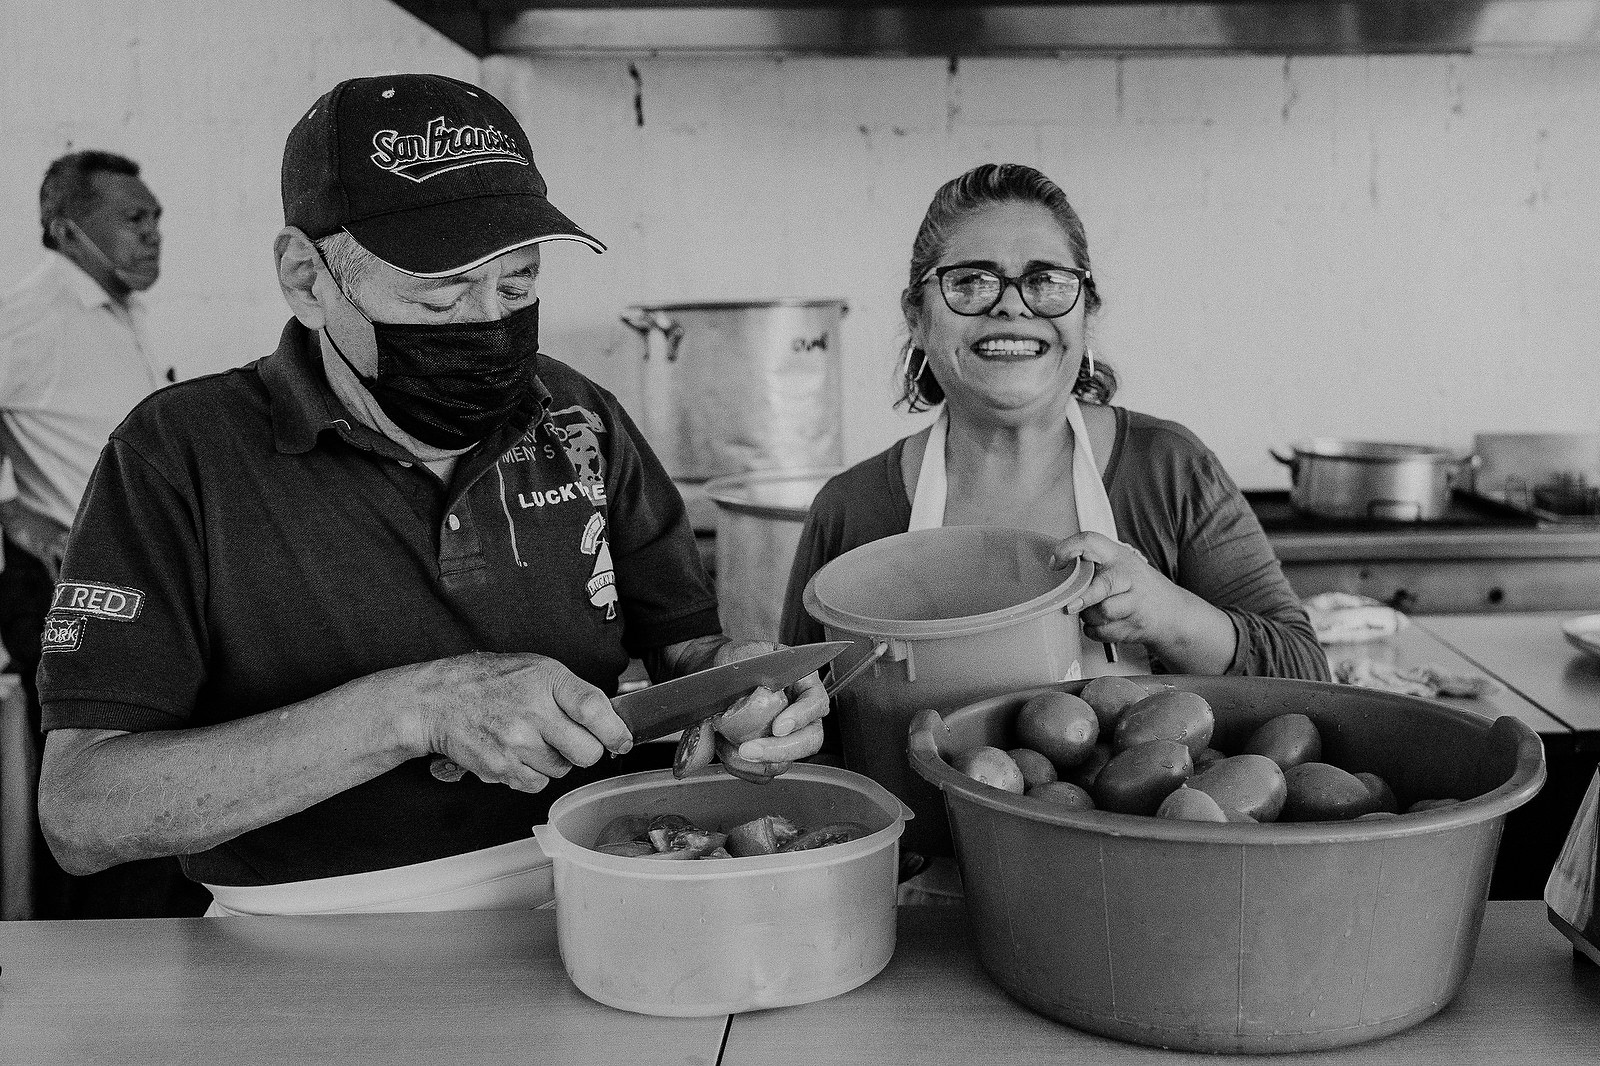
[920,264,1091,318]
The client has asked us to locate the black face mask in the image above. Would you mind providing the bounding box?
[327,294,542,450]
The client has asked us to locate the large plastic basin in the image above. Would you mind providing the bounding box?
[909,676,1545,1054]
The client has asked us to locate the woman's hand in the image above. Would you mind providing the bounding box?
[1050,532,1180,646]
[1049,532,1239,674]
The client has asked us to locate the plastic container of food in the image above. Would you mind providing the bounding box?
[802,526,1091,855]
[909,676,1545,1054]
[532,764,912,1017]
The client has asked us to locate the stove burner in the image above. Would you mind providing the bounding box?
[1245,490,1538,533]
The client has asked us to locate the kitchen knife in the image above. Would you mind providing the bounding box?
[613,641,852,743]
[427,641,853,781]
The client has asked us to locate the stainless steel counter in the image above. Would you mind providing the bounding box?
[1269,526,1600,563]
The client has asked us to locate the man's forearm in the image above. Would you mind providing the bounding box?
[39,671,424,874]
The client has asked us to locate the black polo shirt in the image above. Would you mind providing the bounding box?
[40,320,720,885]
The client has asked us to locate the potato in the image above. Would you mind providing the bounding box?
[1113,691,1214,756]
[1281,762,1382,822]
[1079,675,1149,730]
[1353,771,1399,814]
[605,811,857,861]
[726,814,801,857]
[1007,747,1059,791]
[1242,713,1323,770]
[595,814,651,847]
[717,685,788,744]
[667,829,727,858]
[1157,786,1229,823]
[1026,781,1096,811]
[778,822,868,852]
[594,840,655,857]
[954,746,1026,794]
[1015,691,1099,768]
[1187,754,1288,823]
[1192,747,1227,774]
[1093,739,1193,816]
[672,717,717,778]
[1061,743,1113,791]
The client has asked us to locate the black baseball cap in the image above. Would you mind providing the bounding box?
[282,73,604,278]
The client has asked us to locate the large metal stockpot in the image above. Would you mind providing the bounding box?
[1271,439,1469,521]
[619,300,847,484]
[706,467,840,644]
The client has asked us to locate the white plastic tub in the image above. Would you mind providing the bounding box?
[532,764,912,1016]
[802,525,1091,856]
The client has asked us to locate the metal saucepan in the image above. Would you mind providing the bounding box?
[1270,439,1475,522]
[1468,432,1600,503]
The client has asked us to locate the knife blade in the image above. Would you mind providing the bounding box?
[613,641,852,743]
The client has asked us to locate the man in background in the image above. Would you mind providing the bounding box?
[0,149,198,917]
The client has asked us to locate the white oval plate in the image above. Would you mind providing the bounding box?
[1560,614,1600,660]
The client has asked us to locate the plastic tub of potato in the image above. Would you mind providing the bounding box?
[908,676,1545,1054]
[532,764,912,1016]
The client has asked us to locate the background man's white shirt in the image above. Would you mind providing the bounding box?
[0,251,169,531]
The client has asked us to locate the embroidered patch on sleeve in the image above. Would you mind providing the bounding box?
[51,581,145,621]
[41,611,86,653]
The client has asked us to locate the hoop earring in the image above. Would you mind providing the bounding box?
[902,346,928,385]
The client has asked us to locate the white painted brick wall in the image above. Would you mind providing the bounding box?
[486,52,1600,489]
[7,9,1595,490]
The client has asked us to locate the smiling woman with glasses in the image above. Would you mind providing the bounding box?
[780,164,1327,902]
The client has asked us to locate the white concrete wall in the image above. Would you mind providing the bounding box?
[486,53,1600,489]
[7,9,1595,490]
[0,0,478,380]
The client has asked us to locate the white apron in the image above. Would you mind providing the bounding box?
[203,836,553,917]
[898,399,1121,906]
[909,398,1120,674]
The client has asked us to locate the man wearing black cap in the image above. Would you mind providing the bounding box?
[33,75,827,915]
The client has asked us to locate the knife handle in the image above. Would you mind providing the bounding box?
[824,642,890,700]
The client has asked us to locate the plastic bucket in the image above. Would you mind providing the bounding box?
[802,526,1091,856]
[707,467,840,643]
[532,764,911,1017]
[909,676,1547,1054]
